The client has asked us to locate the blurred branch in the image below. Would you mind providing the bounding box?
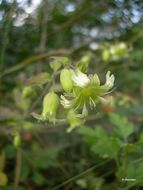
[39,0,50,52]
[47,0,105,37]
[0,0,16,72]
[128,29,143,45]
[0,35,96,78]
[37,0,51,72]
[0,49,70,78]
[0,0,107,78]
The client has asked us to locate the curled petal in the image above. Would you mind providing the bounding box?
[89,97,96,108]
[60,95,72,108]
[105,71,115,89]
[72,70,90,88]
[98,96,106,104]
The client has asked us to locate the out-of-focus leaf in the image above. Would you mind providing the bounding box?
[78,127,109,146]
[20,163,30,183]
[26,72,52,86]
[32,172,45,185]
[13,89,30,111]
[0,107,18,121]
[0,151,5,172]
[32,146,62,169]
[5,145,16,159]
[0,172,8,186]
[109,113,134,140]
[91,136,122,159]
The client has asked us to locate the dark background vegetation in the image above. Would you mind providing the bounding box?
[0,0,143,189]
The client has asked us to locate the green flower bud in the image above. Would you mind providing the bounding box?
[42,92,59,120]
[81,55,91,63]
[58,57,70,66]
[50,60,62,72]
[22,86,35,98]
[51,57,70,67]
[13,134,21,148]
[60,69,73,93]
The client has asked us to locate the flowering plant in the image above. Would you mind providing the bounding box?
[61,70,115,116]
[32,56,115,131]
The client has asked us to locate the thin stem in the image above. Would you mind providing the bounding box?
[50,159,111,190]
[13,148,22,190]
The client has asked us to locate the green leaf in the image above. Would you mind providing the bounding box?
[32,146,61,169]
[91,136,122,159]
[109,113,134,140]
[78,126,108,148]
[5,145,16,159]
[0,151,5,172]
[20,163,30,182]
[32,172,45,185]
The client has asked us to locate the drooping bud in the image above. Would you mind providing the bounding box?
[60,69,73,93]
[13,134,21,148]
[22,86,35,98]
[42,92,59,120]
[77,55,91,73]
[58,57,70,66]
[67,109,81,132]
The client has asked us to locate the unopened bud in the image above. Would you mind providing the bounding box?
[22,86,35,98]
[42,92,59,120]
[13,134,21,148]
[60,69,73,93]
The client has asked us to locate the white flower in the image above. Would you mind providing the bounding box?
[60,95,72,108]
[72,70,90,88]
[105,71,115,89]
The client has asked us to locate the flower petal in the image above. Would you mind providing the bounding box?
[72,70,90,88]
[105,71,115,89]
[60,95,72,108]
